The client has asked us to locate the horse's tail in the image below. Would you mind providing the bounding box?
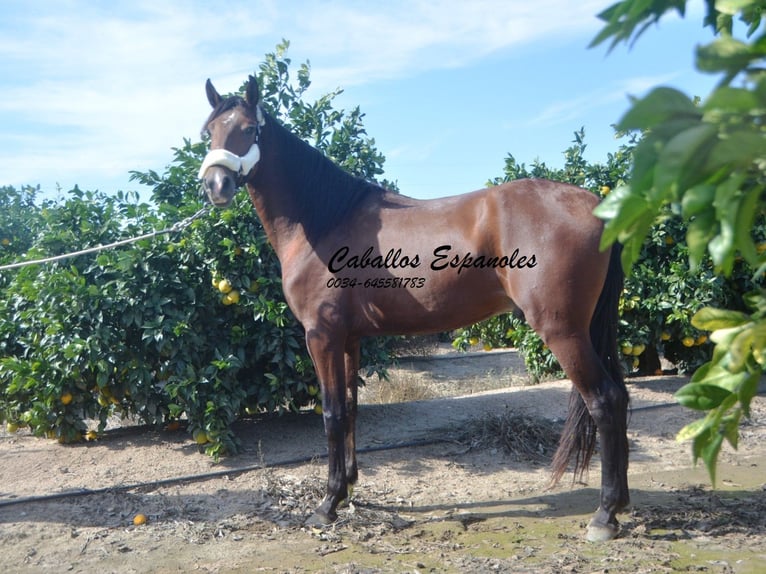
[551,242,625,485]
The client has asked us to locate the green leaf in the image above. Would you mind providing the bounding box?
[699,430,724,485]
[676,417,710,442]
[749,317,766,366]
[589,0,688,51]
[721,411,741,449]
[655,123,717,195]
[703,85,760,114]
[675,382,733,410]
[715,0,759,16]
[729,327,755,371]
[691,360,714,383]
[681,184,716,218]
[617,87,699,132]
[593,184,633,221]
[596,190,650,247]
[685,208,717,269]
[734,186,762,266]
[710,325,745,348]
[708,131,766,171]
[690,362,749,393]
[738,371,760,417]
[692,307,749,330]
[696,36,756,75]
[621,210,656,269]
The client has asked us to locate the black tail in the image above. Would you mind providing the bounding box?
[551,243,625,484]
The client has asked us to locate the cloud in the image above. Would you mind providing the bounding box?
[0,0,610,192]
[291,0,608,90]
[524,72,681,128]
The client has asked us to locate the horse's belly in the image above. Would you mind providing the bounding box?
[350,275,514,336]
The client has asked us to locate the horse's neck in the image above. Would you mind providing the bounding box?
[247,117,376,256]
[245,181,304,261]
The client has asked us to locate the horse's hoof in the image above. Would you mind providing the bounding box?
[305,509,336,528]
[586,519,619,542]
[338,484,354,509]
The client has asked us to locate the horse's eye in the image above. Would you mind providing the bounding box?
[243,125,257,137]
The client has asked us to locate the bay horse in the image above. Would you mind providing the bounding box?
[199,75,629,542]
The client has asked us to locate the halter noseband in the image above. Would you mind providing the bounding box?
[198,105,265,186]
[197,142,261,183]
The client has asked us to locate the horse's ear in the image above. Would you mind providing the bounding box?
[245,75,260,107]
[206,79,222,109]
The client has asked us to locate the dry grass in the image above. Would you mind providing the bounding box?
[360,368,530,405]
[455,408,563,463]
[359,371,438,405]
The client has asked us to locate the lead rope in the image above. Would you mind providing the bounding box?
[0,205,210,272]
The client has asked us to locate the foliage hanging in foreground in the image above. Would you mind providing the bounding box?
[591,0,766,483]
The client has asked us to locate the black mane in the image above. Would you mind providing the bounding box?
[204,96,387,243]
[262,112,387,243]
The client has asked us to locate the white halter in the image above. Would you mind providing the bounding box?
[197,142,260,180]
[198,104,265,181]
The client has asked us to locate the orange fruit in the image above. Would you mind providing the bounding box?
[222,290,240,305]
[133,513,147,526]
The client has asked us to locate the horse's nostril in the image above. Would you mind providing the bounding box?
[201,169,237,207]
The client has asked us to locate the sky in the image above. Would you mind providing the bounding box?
[0,0,719,201]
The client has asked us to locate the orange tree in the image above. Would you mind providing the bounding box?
[0,42,395,457]
[592,0,766,481]
[452,128,762,382]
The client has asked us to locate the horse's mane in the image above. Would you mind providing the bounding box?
[204,95,387,243]
[264,114,387,243]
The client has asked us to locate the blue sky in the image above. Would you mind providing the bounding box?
[1,0,717,201]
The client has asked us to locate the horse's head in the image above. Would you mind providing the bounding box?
[199,75,265,207]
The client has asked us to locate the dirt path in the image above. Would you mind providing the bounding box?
[0,349,764,573]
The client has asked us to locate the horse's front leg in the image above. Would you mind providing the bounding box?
[343,339,360,491]
[305,331,349,525]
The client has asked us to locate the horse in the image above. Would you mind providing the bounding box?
[198,75,630,542]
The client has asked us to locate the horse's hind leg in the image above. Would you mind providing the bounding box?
[543,332,629,541]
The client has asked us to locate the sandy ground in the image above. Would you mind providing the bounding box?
[0,348,764,573]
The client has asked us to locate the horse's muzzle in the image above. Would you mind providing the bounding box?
[201,166,238,207]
